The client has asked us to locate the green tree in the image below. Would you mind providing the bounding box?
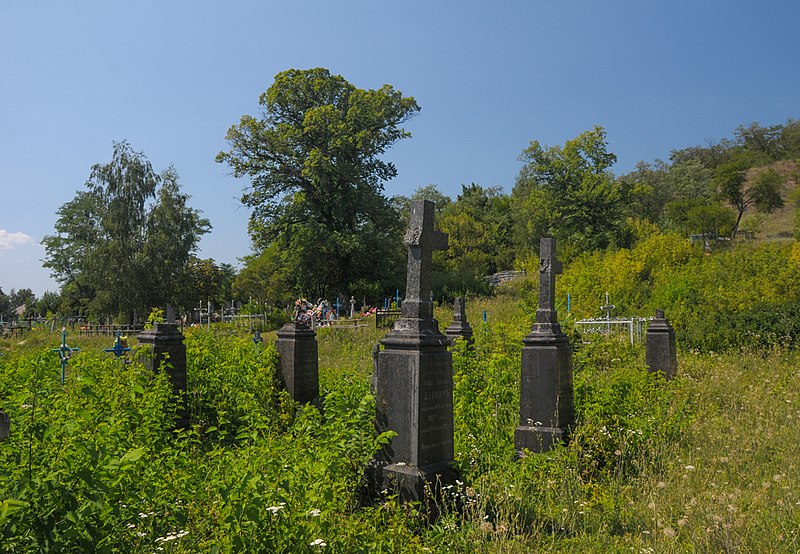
[35,291,62,318]
[217,68,417,299]
[7,288,36,319]
[393,184,452,222]
[142,166,212,305]
[714,153,784,238]
[434,184,514,298]
[232,244,291,308]
[42,141,210,321]
[512,126,627,258]
[735,121,783,160]
[0,287,11,322]
[173,257,235,315]
[618,160,671,225]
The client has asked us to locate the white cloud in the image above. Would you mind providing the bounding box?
[0,230,35,250]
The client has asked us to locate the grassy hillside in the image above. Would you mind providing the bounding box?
[744,159,799,240]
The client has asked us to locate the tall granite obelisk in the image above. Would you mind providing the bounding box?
[370,200,457,508]
[515,237,574,455]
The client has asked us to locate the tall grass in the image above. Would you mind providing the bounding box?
[1,291,799,551]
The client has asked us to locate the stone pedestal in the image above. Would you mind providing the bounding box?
[515,326,574,454]
[371,319,457,509]
[0,409,9,441]
[445,297,474,346]
[276,323,319,404]
[646,309,678,379]
[137,322,188,428]
[515,237,574,455]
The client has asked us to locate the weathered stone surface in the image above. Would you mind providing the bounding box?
[646,309,678,379]
[276,322,319,404]
[0,409,9,441]
[137,322,188,428]
[369,200,457,512]
[445,296,474,346]
[401,200,448,321]
[515,237,574,455]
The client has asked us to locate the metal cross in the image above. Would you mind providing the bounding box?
[104,331,132,358]
[401,200,448,319]
[601,291,615,320]
[536,238,563,324]
[51,328,80,384]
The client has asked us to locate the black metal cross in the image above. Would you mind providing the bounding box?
[536,238,563,324]
[401,200,448,319]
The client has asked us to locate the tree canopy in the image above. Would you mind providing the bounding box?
[512,126,628,258]
[42,141,210,320]
[217,68,418,299]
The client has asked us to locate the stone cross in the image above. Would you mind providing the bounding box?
[536,238,563,324]
[350,296,356,319]
[402,200,448,319]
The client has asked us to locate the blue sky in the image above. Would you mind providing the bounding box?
[1,1,799,296]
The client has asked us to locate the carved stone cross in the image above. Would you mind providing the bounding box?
[536,237,562,324]
[402,200,448,319]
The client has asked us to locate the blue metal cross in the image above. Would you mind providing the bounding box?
[51,328,80,384]
[104,331,132,358]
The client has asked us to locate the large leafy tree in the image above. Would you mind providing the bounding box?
[512,126,628,258]
[173,257,236,315]
[217,68,418,299]
[42,141,210,320]
[713,152,784,238]
[433,184,515,297]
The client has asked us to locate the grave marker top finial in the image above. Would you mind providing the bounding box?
[536,238,563,324]
[401,200,448,320]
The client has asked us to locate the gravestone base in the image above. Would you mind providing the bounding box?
[445,322,474,346]
[276,323,319,404]
[515,324,573,456]
[444,297,474,346]
[367,459,459,518]
[646,311,678,379]
[0,409,9,441]
[137,322,188,428]
[369,318,458,517]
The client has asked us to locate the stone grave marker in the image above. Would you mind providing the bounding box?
[515,237,574,455]
[445,296,474,346]
[276,321,319,404]
[646,309,678,378]
[0,409,9,441]
[369,199,458,512]
[138,322,188,428]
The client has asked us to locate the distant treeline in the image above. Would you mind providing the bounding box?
[18,67,800,322]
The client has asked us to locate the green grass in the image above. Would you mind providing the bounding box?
[2,292,800,552]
